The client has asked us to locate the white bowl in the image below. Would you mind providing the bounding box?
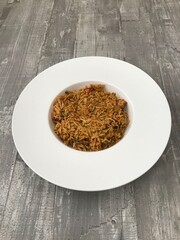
[12,57,171,191]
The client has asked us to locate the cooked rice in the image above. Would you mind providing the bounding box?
[51,84,129,151]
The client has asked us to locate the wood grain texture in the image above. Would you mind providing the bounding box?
[120,0,139,21]
[38,0,79,72]
[0,0,54,229]
[0,0,180,239]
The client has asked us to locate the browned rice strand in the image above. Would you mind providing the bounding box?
[51,84,129,151]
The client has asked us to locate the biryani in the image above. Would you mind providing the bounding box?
[51,84,129,151]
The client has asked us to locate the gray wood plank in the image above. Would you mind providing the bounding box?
[95,0,125,58]
[0,0,12,27]
[120,0,140,21]
[74,12,96,57]
[73,0,96,57]
[53,184,137,240]
[38,0,80,72]
[0,160,55,240]
[135,151,180,240]
[0,0,54,230]
[0,0,55,106]
[0,0,180,239]
[121,7,162,85]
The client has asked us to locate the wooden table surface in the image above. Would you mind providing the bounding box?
[0,0,180,239]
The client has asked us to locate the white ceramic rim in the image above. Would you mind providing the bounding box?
[12,57,171,191]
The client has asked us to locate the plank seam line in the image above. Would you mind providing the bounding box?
[36,0,56,76]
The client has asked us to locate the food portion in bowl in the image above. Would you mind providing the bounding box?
[51,84,129,151]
